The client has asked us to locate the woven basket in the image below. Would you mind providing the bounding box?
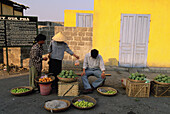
[44,99,71,113]
[71,95,96,109]
[10,86,33,96]
[97,87,117,96]
[57,76,78,83]
[153,79,170,85]
[35,76,55,84]
[126,79,150,97]
[128,78,146,83]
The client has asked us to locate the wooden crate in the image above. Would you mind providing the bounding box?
[126,79,150,97]
[151,81,170,97]
[58,81,79,96]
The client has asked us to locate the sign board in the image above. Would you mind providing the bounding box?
[0,15,38,47]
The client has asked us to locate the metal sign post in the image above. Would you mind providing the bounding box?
[4,20,9,72]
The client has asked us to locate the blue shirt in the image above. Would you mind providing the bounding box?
[48,40,74,60]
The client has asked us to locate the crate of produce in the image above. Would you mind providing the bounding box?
[58,81,79,96]
[128,72,147,83]
[151,81,170,97]
[58,70,79,83]
[126,79,150,97]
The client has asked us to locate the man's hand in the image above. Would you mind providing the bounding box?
[81,71,85,76]
[101,72,105,79]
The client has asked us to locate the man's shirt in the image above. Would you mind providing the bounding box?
[83,53,105,71]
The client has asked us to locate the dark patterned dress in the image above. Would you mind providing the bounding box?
[29,43,43,88]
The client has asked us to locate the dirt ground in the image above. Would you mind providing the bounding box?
[0,70,170,114]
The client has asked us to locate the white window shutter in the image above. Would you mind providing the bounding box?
[76,13,93,27]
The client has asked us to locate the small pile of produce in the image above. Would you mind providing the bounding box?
[39,77,53,82]
[128,72,146,81]
[58,70,78,78]
[154,74,170,83]
[45,100,67,109]
[98,88,116,94]
[11,88,30,93]
[73,100,94,108]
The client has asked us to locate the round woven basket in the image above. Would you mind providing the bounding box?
[71,95,96,109]
[128,78,146,83]
[97,87,117,96]
[10,86,33,96]
[44,99,71,113]
[57,76,78,83]
[153,79,170,85]
[35,76,55,84]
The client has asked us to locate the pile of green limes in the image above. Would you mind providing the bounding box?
[11,88,30,93]
[105,90,116,94]
[73,100,94,108]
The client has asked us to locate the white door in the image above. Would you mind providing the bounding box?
[119,14,150,67]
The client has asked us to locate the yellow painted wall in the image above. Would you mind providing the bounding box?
[93,0,170,67]
[2,4,13,15]
[64,10,93,27]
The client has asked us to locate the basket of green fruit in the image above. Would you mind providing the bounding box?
[154,74,170,85]
[128,72,147,83]
[10,86,33,96]
[71,95,96,109]
[97,87,117,96]
[57,70,79,83]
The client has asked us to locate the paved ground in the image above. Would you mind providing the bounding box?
[0,70,170,114]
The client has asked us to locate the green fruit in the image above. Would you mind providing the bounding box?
[129,76,132,79]
[63,76,66,78]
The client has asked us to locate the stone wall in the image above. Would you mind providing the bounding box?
[3,47,21,66]
[41,26,93,71]
[24,26,93,71]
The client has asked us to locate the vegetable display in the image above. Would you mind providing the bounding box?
[11,88,30,93]
[73,100,94,108]
[39,77,53,82]
[98,88,116,94]
[58,70,78,78]
[154,74,170,83]
[128,72,146,81]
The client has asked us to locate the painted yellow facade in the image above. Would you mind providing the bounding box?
[93,0,170,67]
[64,10,93,27]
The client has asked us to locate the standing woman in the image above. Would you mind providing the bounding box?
[29,34,48,90]
[48,32,79,88]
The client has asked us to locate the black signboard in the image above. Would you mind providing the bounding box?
[0,15,38,47]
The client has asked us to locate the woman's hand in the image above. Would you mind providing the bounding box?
[48,53,51,59]
[76,55,79,59]
[43,57,48,61]
[73,54,79,59]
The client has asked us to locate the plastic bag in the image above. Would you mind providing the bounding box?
[74,60,80,66]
